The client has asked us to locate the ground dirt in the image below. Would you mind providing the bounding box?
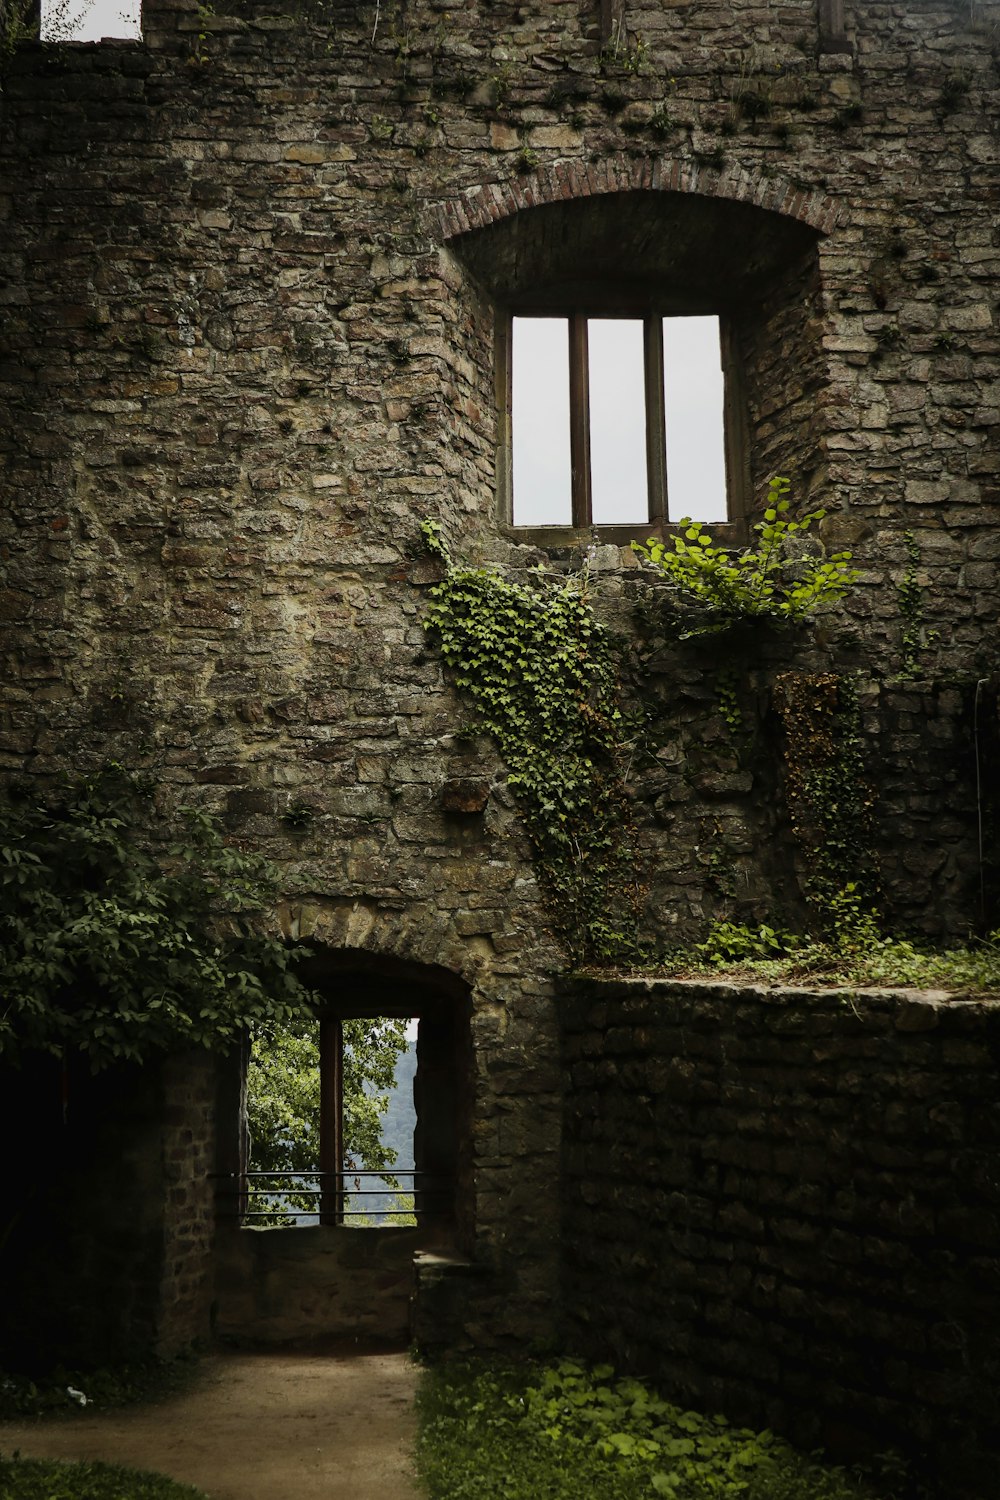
[0,1345,422,1500]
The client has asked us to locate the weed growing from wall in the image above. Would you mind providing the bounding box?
[773,671,879,928]
[420,522,643,963]
[632,479,858,640]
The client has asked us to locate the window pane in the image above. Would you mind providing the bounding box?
[588,319,649,526]
[663,316,728,523]
[42,0,142,40]
[512,318,572,526]
[343,1017,417,1228]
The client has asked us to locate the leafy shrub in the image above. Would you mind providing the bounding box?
[632,479,858,639]
[417,1357,880,1500]
[0,1457,208,1500]
[0,766,315,1069]
[696,922,799,964]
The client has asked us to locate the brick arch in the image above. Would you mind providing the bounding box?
[433,151,841,244]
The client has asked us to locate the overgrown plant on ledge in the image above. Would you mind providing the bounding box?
[670,918,1000,997]
[420,521,643,963]
[632,478,858,640]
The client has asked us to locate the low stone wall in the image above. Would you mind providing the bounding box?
[213,1226,428,1344]
[559,978,1000,1497]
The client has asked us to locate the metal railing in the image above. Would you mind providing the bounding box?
[214,1170,454,1227]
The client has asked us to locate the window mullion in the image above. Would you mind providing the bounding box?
[720,319,750,539]
[644,317,667,526]
[497,315,514,526]
[568,313,592,528]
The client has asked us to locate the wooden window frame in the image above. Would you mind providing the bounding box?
[497,307,750,546]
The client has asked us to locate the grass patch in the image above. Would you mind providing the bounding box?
[416,1357,883,1500]
[0,1354,201,1422]
[0,1456,209,1500]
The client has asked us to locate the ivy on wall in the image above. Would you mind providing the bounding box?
[420,522,643,963]
[773,671,879,927]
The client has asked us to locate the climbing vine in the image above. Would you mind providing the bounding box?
[773,671,879,929]
[420,522,643,963]
[895,529,938,678]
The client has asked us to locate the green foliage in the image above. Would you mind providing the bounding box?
[0,767,314,1069]
[417,1357,879,1500]
[281,799,316,829]
[0,1456,208,1500]
[696,921,799,964]
[715,669,743,738]
[669,922,1000,996]
[774,672,878,921]
[0,1355,199,1422]
[0,0,34,69]
[893,532,937,678]
[632,479,858,640]
[599,25,646,75]
[421,523,643,963]
[246,1014,409,1221]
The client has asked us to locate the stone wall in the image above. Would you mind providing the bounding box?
[214,1225,426,1344]
[1,0,995,936]
[0,1051,218,1365]
[559,977,1000,1497]
[158,1052,220,1356]
[0,0,998,1363]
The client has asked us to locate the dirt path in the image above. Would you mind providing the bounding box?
[0,1346,423,1500]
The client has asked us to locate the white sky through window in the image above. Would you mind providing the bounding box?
[663,315,728,523]
[589,318,648,526]
[512,312,730,528]
[512,317,573,526]
[41,0,141,40]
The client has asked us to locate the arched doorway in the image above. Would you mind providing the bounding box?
[213,950,474,1343]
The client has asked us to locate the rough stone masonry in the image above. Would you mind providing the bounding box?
[0,1,998,1492]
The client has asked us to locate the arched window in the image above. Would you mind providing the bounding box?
[449,189,824,544]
